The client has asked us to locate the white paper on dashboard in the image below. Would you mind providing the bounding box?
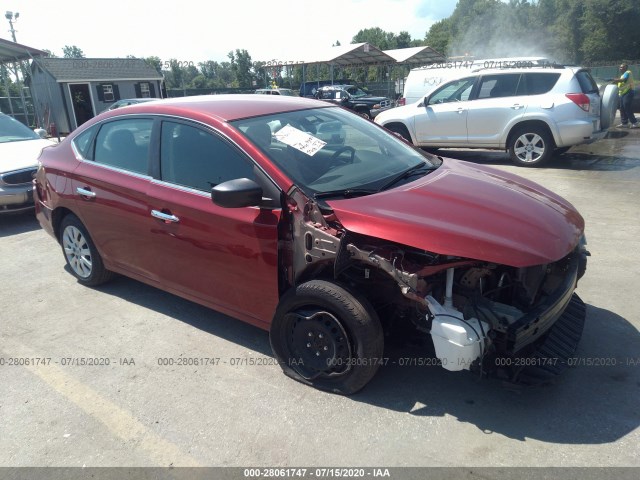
[273,124,326,156]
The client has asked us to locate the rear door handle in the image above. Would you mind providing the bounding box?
[151,209,180,223]
[511,104,524,110]
[76,187,96,198]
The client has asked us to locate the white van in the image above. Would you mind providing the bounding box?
[401,57,550,105]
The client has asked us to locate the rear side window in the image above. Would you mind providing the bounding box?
[576,71,599,94]
[93,119,152,174]
[477,74,521,99]
[520,73,561,95]
[72,124,98,160]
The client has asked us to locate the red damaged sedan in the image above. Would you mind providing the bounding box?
[34,95,589,394]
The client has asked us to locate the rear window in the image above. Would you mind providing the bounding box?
[576,71,599,94]
[520,73,561,95]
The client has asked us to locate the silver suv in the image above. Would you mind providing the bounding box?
[375,66,617,166]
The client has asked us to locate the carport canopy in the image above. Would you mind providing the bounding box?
[0,37,47,63]
[264,43,446,68]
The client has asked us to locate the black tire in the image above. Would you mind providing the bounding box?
[509,125,554,167]
[386,124,412,144]
[59,214,114,286]
[270,280,384,395]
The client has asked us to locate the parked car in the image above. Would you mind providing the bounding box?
[0,113,55,214]
[376,66,617,166]
[255,88,295,96]
[300,79,352,98]
[34,95,589,394]
[401,57,551,105]
[315,84,394,119]
[103,98,158,112]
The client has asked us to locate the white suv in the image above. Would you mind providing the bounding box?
[375,66,617,166]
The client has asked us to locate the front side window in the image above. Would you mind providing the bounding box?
[428,77,475,104]
[93,119,152,174]
[160,121,255,192]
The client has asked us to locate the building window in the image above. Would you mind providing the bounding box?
[140,83,150,98]
[103,84,114,102]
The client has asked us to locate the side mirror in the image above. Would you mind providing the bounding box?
[212,178,263,208]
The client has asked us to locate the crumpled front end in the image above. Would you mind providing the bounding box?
[279,185,589,384]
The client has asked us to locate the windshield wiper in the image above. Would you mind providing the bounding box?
[378,163,434,192]
[313,188,378,200]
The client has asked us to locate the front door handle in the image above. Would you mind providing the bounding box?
[151,209,180,223]
[76,187,96,198]
[457,108,465,114]
[511,104,524,110]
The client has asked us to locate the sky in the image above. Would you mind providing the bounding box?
[3,0,457,64]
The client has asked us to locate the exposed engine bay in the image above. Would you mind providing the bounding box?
[281,188,588,383]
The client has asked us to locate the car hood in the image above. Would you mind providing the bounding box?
[327,159,584,267]
[357,96,389,103]
[0,138,54,173]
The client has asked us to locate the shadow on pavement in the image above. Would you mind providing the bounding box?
[91,275,639,445]
[0,212,40,237]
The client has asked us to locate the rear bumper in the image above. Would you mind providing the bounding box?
[556,119,608,147]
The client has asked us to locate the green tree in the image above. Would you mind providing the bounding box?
[425,18,453,56]
[144,56,162,74]
[62,45,85,58]
[229,49,254,88]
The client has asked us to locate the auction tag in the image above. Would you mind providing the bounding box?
[274,124,326,156]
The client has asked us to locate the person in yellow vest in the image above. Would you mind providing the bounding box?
[612,63,637,128]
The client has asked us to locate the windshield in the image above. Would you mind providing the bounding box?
[345,86,369,98]
[232,107,439,199]
[0,114,40,143]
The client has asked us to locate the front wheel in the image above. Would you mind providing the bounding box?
[509,126,554,167]
[386,124,412,144]
[60,214,114,286]
[270,280,384,395]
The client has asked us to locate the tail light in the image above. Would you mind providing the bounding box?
[566,93,590,111]
[397,97,406,106]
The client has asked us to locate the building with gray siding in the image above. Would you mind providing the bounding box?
[29,58,163,134]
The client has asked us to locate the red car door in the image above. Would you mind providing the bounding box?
[145,120,281,328]
[71,117,160,280]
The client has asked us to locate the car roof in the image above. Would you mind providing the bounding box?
[469,66,574,75]
[103,94,329,122]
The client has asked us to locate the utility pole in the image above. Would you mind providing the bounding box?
[5,11,18,41]
[4,11,31,127]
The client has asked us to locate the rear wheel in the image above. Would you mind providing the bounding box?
[60,214,114,286]
[270,280,384,395]
[509,125,554,167]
